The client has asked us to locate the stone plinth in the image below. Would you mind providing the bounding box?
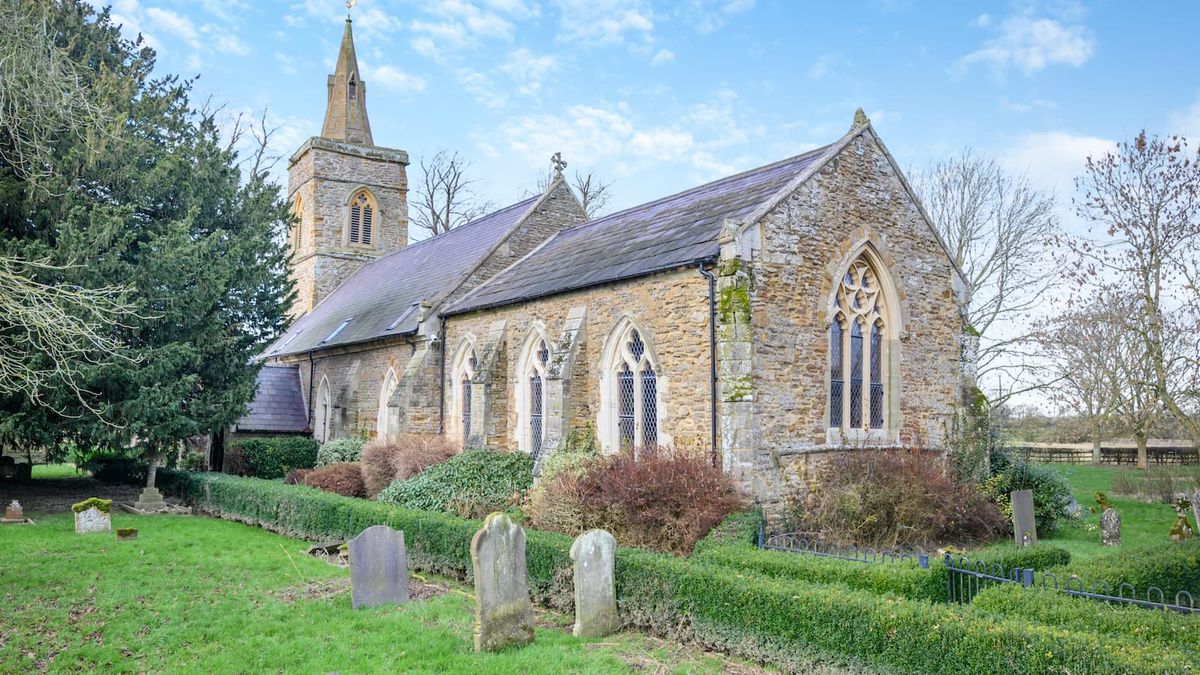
[348,525,408,609]
[570,529,618,638]
[133,487,167,512]
[471,512,535,652]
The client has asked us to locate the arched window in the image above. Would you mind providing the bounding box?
[599,322,661,453]
[829,255,892,433]
[348,75,357,101]
[348,189,375,246]
[452,343,478,445]
[517,334,551,457]
[314,376,332,443]
[376,368,398,437]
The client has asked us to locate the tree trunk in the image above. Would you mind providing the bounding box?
[1092,431,1101,465]
[146,453,159,489]
[1135,433,1148,470]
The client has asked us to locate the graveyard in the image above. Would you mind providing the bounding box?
[3,461,1198,673]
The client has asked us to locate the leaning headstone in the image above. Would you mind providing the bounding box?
[1169,499,1194,541]
[1192,490,1200,539]
[570,529,618,638]
[1010,490,1037,546]
[1100,508,1121,546]
[73,498,112,534]
[1065,494,1081,517]
[471,512,535,652]
[3,500,22,521]
[348,525,408,609]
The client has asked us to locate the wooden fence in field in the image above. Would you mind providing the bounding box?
[1008,441,1198,465]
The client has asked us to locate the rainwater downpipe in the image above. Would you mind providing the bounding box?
[697,260,719,468]
[437,323,447,435]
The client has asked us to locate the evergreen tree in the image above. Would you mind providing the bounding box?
[0,1,293,471]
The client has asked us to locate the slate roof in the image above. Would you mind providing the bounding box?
[233,365,309,434]
[266,195,540,357]
[445,144,832,315]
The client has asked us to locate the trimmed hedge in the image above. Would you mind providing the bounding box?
[1060,540,1200,597]
[378,449,532,518]
[316,437,366,467]
[230,437,319,479]
[972,585,1200,656]
[159,470,1188,673]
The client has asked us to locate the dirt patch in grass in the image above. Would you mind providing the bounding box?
[584,634,774,674]
[272,576,449,603]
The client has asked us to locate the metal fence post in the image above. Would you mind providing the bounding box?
[757,519,764,549]
[918,554,929,569]
[1022,568,1034,588]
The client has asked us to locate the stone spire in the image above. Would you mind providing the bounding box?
[321,17,374,146]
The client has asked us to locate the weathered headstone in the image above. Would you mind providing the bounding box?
[570,529,618,638]
[1065,494,1081,517]
[73,498,112,534]
[3,500,22,521]
[1010,490,1037,546]
[1169,499,1194,541]
[1192,490,1200,538]
[1100,508,1121,546]
[471,512,535,652]
[348,525,408,609]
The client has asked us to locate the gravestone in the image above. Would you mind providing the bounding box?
[1010,490,1037,546]
[74,499,112,534]
[570,529,618,638]
[1192,490,1200,538]
[1100,508,1120,546]
[348,525,408,609]
[1065,495,1081,517]
[116,528,139,541]
[471,512,535,652]
[3,500,22,521]
[1168,499,1193,541]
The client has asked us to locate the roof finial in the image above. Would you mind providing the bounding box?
[852,107,870,128]
[346,0,356,19]
[550,151,567,179]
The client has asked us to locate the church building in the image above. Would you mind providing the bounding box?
[237,16,972,508]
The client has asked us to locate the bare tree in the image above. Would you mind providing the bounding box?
[912,150,1059,405]
[411,150,492,238]
[537,168,612,218]
[1072,132,1200,447]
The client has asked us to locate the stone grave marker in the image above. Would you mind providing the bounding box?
[3,500,22,522]
[1010,490,1037,546]
[570,529,618,638]
[1168,499,1194,541]
[348,525,408,609]
[73,498,112,534]
[471,512,535,652]
[1192,490,1200,537]
[1100,508,1120,546]
[116,528,139,541]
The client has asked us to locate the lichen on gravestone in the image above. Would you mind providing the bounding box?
[470,512,535,652]
[570,529,618,638]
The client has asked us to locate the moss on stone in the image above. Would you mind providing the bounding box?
[72,497,112,514]
[116,528,138,537]
[719,257,742,277]
[718,282,751,324]
[726,375,754,402]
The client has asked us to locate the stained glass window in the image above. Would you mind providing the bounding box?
[641,366,658,447]
[849,321,863,428]
[829,255,890,433]
[870,321,883,429]
[830,320,843,427]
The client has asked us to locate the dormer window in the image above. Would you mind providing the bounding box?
[348,189,375,246]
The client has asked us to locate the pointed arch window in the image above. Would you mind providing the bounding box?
[376,368,398,437]
[602,326,660,452]
[829,256,891,433]
[518,337,551,458]
[348,76,357,101]
[454,346,478,445]
[348,189,375,246]
[291,194,304,251]
[314,377,332,443]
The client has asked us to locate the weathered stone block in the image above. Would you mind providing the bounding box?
[570,529,618,638]
[1011,490,1037,546]
[349,525,409,609]
[471,513,535,652]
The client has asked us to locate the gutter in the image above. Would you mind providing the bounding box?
[696,258,719,469]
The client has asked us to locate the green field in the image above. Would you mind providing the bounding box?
[0,514,766,674]
[979,463,1197,562]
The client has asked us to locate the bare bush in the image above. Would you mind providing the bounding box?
[360,434,458,498]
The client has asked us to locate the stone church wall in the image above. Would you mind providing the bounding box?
[443,269,715,455]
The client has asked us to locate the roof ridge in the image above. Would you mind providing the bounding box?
[362,194,541,268]
[554,143,833,236]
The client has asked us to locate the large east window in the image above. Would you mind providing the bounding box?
[830,255,890,433]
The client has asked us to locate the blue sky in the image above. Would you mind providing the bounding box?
[106,0,1200,230]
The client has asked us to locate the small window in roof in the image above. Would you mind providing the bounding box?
[322,318,353,344]
[386,303,420,332]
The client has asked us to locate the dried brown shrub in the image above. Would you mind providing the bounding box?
[302,462,366,498]
[283,468,311,485]
[796,448,1006,549]
[529,446,745,554]
[222,447,250,476]
[360,434,458,498]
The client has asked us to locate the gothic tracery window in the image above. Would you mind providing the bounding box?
[519,337,550,458]
[348,189,375,246]
[830,256,889,432]
[604,326,659,452]
[376,368,398,437]
[456,347,478,444]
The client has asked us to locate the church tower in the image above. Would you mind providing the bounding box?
[286,16,409,318]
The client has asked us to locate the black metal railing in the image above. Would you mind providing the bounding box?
[758,522,930,568]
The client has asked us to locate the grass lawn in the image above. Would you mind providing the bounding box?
[979,463,1196,563]
[30,463,85,480]
[0,513,767,674]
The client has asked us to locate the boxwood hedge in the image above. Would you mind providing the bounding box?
[159,471,1185,674]
[1059,540,1200,598]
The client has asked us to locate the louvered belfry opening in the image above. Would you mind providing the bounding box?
[349,190,374,246]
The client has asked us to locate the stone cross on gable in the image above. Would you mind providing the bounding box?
[551,152,567,179]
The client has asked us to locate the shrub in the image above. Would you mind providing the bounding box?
[982,449,1072,534]
[530,446,745,555]
[228,437,318,479]
[157,470,1189,674]
[361,434,458,498]
[795,448,1006,549]
[303,462,366,498]
[180,452,206,471]
[283,468,311,485]
[222,447,251,476]
[1064,539,1200,596]
[316,437,366,467]
[378,448,532,518]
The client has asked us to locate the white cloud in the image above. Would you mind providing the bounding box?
[628,128,694,159]
[274,51,299,75]
[501,49,558,95]
[650,48,675,65]
[808,53,848,80]
[364,64,428,94]
[960,15,1094,76]
[145,7,200,47]
[684,0,755,34]
[457,69,508,108]
[554,0,654,46]
[212,33,251,56]
[1169,96,1200,140]
[1002,131,1116,233]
